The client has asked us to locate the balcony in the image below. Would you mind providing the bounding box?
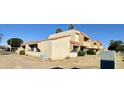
[82,42,91,47]
[93,45,98,49]
[93,45,102,49]
[100,46,103,49]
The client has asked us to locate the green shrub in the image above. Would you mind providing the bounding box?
[20,50,25,55]
[87,49,96,55]
[78,50,85,56]
[66,56,70,59]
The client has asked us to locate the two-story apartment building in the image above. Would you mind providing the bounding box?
[18,29,103,60]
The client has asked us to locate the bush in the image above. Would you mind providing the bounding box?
[20,50,25,55]
[87,49,96,55]
[78,50,85,56]
[66,56,70,59]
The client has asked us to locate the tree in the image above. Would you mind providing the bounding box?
[56,28,63,33]
[108,40,124,52]
[68,24,75,30]
[116,45,124,51]
[7,38,23,52]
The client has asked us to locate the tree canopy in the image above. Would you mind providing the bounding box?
[108,40,124,52]
[68,24,75,30]
[56,28,63,33]
[7,38,23,47]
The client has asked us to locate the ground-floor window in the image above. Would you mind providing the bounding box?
[29,44,40,52]
[80,46,85,51]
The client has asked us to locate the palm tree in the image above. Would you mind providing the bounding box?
[56,28,63,33]
[68,24,75,30]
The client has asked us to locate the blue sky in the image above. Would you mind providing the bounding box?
[0,24,124,48]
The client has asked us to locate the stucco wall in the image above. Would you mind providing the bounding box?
[69,52,77,57]
[17,47,24,54]
[27,51,42,57]
[74,34,80,42]
[25,45,31,55]
[38,37,72,60]
[38,41,52,59]
[50,37,71,60]
[48,30,77,41]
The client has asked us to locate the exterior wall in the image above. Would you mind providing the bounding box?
[100,46,103,49]
[50,36,71,60]
[19,30,103,60]
[25,45,31,55]
[26,51,42,57]
[23,41,52,59]
[17,47,24,54]
[37,42,44,52]
[48,30,77,41]
[79,34,84,43]
[93,45,98,49]
[74,34,80,42]
[93,41,103,49]
[48,29,102,49]
[69,52,77,57]
[83,41,92,48]
[70,44,73,52]
[78,31,94,48]
[22,37,77,60]
[96,50,101,54]
[38,40,52,59]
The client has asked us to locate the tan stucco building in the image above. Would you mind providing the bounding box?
[18,29,103,60]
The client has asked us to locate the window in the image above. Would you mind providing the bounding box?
[22,46,25,49]
[94,43,97,45]
[29,44,40,52]
[84,36,89,41]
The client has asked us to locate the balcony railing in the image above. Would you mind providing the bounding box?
[82,42,91,47]
[93,45,98,49]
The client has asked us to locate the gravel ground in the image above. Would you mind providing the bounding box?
[0,54,123,69]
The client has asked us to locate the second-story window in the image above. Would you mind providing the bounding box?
[94,43,97,45]
[84,36,89,41]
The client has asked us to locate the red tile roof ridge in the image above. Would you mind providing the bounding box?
[70,40,81,46]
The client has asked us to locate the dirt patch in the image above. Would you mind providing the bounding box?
[0,54,123,69]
